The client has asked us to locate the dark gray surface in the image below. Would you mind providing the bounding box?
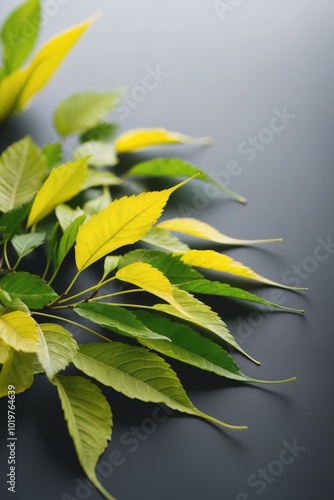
[0,1,333,499]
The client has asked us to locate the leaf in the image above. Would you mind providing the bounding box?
[114,128,212,153]
[153,288,258,364]
[73,343,247,430]
[0,339,11,364]
[83,188,112,215]
[46,222,60,262]
[135,311,293,384]
[27,158,88,227]
[0,15,96,122]
[37,324,78,380]
[54,375,115,500]
[0,136,47,213]
[119,249,202,284]
[74,302,169,341]
[1,0,40,74]
[55,215,86,269]
[119,250,301,312]
[42,143,63,169]
[80,122,119,143]
[54,91,122,137]
[81,169,122,190]
[141,226,190,252]
[0,350,35,397]
[128,158,246,203]
[73,141,118,167]
[180,250,306,290]
[116,262,177,305]
[11,231,45,258]
[16,15,97,113]
[180,279,303,313]
[55,204,85,232]
[158,217,282,245]
[75,179,190,271]
[0,202,31,240]
[0,272,58,309]
[102,256,120,280]
[0,309,40,352]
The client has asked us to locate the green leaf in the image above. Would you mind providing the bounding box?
[135,311,295,384]
[80,122,119,143]
[55,215,86,269]
[81,169,122,190]
[46,222,60,262]
[141,226,190,252]
[0,272,58,309]
[55,204,85,232]
[83,188,112,215]
[1,0,40,74]
[54,91,122,137]
[27,158,88,227]
[127,157,246,203]
[153,288,258,364]
[102,256,120,280]
[0,309,40,353]
[42,143,63,169]
[119,249,202,284]
[0,136,47,213]
[0,350,35,397]
[0,202,31,240]
[158,217,282,245]
[180,279,303,313]
[11,232,45,258]
[74,302,170,341]
[54,375,115,500]
[73,141,118,167]
[73,343,247,430]
[37,324,78,380]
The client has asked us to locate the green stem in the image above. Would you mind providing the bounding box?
[3,240,11,270]
[32,311,112,342]
[58,276,117,304]
[89,288,143,302]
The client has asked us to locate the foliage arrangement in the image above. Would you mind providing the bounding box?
[0,2,305,499]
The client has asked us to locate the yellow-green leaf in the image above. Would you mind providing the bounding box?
[0,136,47,213]
[54,375,115,500]
[0,15,96,122]
[0,339,11,364]
[0,310,40,352]
[114,127,212,153]
[27,158,88,227]
[75,179,189,271]
[158,217,282,246]
[180,250,305,290]
[0,350,35,397]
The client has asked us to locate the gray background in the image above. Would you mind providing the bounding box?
[0,1,334,499]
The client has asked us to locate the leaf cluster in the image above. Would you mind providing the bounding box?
[0,3,305,500]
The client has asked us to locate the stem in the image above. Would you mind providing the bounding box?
[89,288,143,302]
[32,311,112,342]
[3,240,11,270]
[42,259,51,281]
[58,276,117,304]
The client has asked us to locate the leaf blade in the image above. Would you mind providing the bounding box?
[37,324,78,380]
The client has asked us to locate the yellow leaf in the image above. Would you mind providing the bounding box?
[180,250,302,290]
[116,262,175,304]
[0,14,96,122]
[158,217,282,246]
[0,310,40,353]
[27,158,88,227]
[114,128,212,153]
[75,179,190,272]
